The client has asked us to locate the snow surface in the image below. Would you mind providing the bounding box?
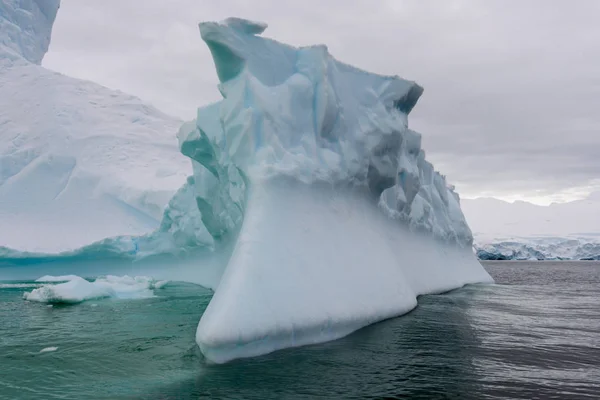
[0,0,191,253]
[189,18,492,363]
[23,275,167,304]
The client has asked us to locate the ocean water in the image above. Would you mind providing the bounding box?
[1,261,599,399]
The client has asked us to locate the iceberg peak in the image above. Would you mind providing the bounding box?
[186,17,469,247]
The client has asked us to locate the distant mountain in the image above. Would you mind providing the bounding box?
[475,238,600,261]
[461,193,600,241]
[462,194,600,260]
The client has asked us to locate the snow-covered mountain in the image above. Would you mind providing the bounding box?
[475,237,600,261]
[462,193,600,239]
[0,0,191,252]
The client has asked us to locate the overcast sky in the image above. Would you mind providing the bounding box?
[43,0,600,205]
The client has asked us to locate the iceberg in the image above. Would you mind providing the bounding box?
[0,0,191,254]
[183,18,493,363]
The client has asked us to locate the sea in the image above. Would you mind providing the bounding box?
[1,261,599,399]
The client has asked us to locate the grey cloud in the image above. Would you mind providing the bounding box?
[43,0,600,203]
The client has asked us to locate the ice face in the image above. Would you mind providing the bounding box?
[186,18,472,246]
[0,0,60,64]
[187,18,492,363]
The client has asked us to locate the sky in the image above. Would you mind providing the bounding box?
[43,0,600,205]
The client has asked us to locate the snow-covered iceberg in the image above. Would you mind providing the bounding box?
[0,0,191,254]
[185,18,493,363]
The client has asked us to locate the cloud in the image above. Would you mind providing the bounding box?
[43,0,600,203]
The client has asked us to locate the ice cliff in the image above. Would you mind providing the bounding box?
[186,18,493,363]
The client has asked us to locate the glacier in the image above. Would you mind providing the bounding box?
[1,1,493,364]
[475,237,600,261]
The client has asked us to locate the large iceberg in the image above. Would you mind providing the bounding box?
[182,18,493,363]
[0,0,191,253]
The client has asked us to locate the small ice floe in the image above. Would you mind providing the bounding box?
[39,347,58,353]
[23,275,168,304]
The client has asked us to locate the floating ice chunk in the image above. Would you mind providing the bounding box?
[92,275,156,299]
[24,277,114,303]
[39,347,58,353]
[23,275,163,304]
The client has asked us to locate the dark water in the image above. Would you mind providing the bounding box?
[1,261,599,399]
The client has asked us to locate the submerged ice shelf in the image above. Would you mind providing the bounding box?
[185,18,493,363]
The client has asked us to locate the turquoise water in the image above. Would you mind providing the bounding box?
[1,262,600,399]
